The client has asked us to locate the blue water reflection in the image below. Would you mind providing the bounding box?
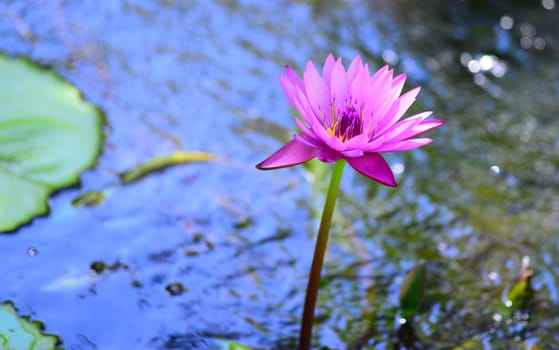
[1,0,558,348]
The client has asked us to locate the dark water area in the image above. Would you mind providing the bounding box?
[1,0,558,349]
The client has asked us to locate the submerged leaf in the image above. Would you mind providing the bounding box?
[451,338,483,350]
[71,190,106,207]
[118,150,216,184]
[0,54,103,232]
[505,256,534,311]
[214,338,258,350]
[0,301,62,349]
[398,263,426,318]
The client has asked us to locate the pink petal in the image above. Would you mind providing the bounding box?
[256,139,319,170]
[374,138,433,152]
[317,150,343,162]
[340,149,364,157]
[294,118,330,149]
[347,55,363,81]
[390,73,407,98]
[292,86,321,124]
[296,105,338,145]
[361,137,384,152]
[347,153,397,187]
[362,68,396,120]
[330,59,348,110]
[349,65,371,102]
[322,54,337,88]
[284,66,304,90]
[376,111,432,141]
[393,118,444,142]
[367,99,400,138]
[303,61,331,120]
[293,116,311,133]
[369,65,390,84]
[368,67,393,95]
[376,86,421,133]
[279,75,300,111]
[413,119,445,134]
[280,75,318,125]
[343,133,370,149]
[369,93,397,127]
[294,132,328,150]
[321,132,348,152]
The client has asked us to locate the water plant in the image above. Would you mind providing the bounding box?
[257,54,444,349]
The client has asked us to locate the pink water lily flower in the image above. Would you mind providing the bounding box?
[256,54,444,186]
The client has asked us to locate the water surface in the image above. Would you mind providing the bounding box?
[0,0,558,348]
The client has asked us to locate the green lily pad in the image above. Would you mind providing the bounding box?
[0,301,62,350]
[0,54,103,232]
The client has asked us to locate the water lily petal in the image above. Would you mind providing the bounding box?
[376,111,432,140]
[281,76,317,124]
[362,138,384,152]
[369,65,390,86]
[374,138,433,152]
[291,84,324,125]
[413,119,445,135]
[347,153,397,187]
[344,133,370,149]
[390,73,407,99]
[368,99,400,138]
[321,131,348,152]
[389,118,444,142]
[330,59,348,111]
[340,149,364,157]
[284,66,304,90]
[304,60,330,120]
[280,75,301,111]
[376,86,421,133]
[294,116,313,135]
[256,139,319,170]
[295,118,331,149]
[363,69,397,123]
[317,150,343,162]
[294,132,328,150]
[350,65,371,103]
[322,54,337,88]
[347,55,363,81]
[369,67,393,95]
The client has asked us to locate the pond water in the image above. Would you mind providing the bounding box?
[1,0,558,349]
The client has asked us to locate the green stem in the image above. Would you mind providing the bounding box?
[298,159,346,350]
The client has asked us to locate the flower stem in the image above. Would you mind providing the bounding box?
[298,159,346,350]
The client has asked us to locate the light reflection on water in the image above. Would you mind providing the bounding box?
[0,0,558,348]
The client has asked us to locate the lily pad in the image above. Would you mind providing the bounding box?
[0,301,62,350]
[0,54,103,232]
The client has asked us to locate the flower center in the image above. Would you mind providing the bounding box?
[335,105,362,141]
